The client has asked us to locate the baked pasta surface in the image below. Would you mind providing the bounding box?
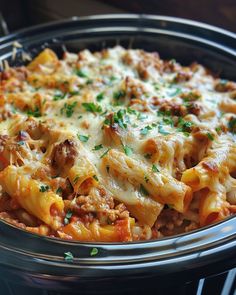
[0,46,235,242]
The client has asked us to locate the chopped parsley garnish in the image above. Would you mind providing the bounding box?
[53,91,66,101]
[215,126,222,133]
[82,102,102,113]
[77,134,89,142]
[157,110,171,117]
[158,125,170,135]
[152,164,160,173]
[93,144,103,151]
[75,69,87,78]
[86,79,93,85]
[140,127,149,135]
[64,210,73,225]
[140,184,149,196]
[137,113,148,121]
[168,87,182,97]
[113,90,126,100]
[113,109,127,129]
[228,117,236,133]
[127,107,138,115]
[177,118,194,135]
[206,132,214,141]
[100,148,111,159]
[64,251,74,262]
[70,91,80,96]
[60,102,77,117]
[93,175,99,181]
[96,92,104,102]
[162,117,174,126]
[39,185,50,192]
[90,247,98,256]
[27,107,41,117]
[123,145,133,156]
[17,141,25,146]
[140,125,152,135]
[56,187,62,194]
[73,176,80,184]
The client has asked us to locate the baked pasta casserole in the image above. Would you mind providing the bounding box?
[0,46,235,242]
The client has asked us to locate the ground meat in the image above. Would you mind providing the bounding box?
[124,76,148,100]
[173,70,193,83]
[155,208,184,235]
[51,139,78,170]
[215,80,236,92]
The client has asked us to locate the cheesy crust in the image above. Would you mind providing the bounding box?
[0,46,235,241]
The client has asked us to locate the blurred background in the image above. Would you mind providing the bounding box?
[0,0,235,34]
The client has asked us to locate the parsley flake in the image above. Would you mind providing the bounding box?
[61,102,77,117]
[152,164,160,173]
[123,145,133,156]
[158,125,170,135]
[75,69,87,78]
[140,184,149,196]
[93,144,103,151]
[64,210,72,225]
[64,251,74,262]
[113,90,126,100]
[228,118,236,133]
[27,107,41,117]
[100,148,111,159]
[78,134,89,142]
[96,92,104,102]
[82,102,102,113]
[93,175,99,181]
[90,247,98,256]
[206,132,214,141]
[39,185,50,192]
[73,176,80,184]
[56,187,62,194]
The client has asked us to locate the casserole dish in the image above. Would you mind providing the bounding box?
[0,14,235,294]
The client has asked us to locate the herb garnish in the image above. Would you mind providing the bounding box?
[56,187,62,194]
[152,164,160,173]
[100,148,111,158]
[39,185,50,192]
[93,144,103,151]
[113,90,126,100]
[53,91,67,101]
[75,69,87,78]
[96,92,104,102]
[228,117,236,133]
[64,251,74,262]
[82,102,102,113]
[123,145,133,156]
[60,102,77,117]
[206,132,214,141]
[77,134,89,142]
[158,125,170,135]
[17,141,25,146]
[140,184,149,196]
[64,210,72,225]
[90,247,98,256]
[27,107,41,117]
[93,175,99,181]
[73,176,80,184]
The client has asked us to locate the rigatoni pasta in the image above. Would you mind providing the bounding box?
[0,46,235,242]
